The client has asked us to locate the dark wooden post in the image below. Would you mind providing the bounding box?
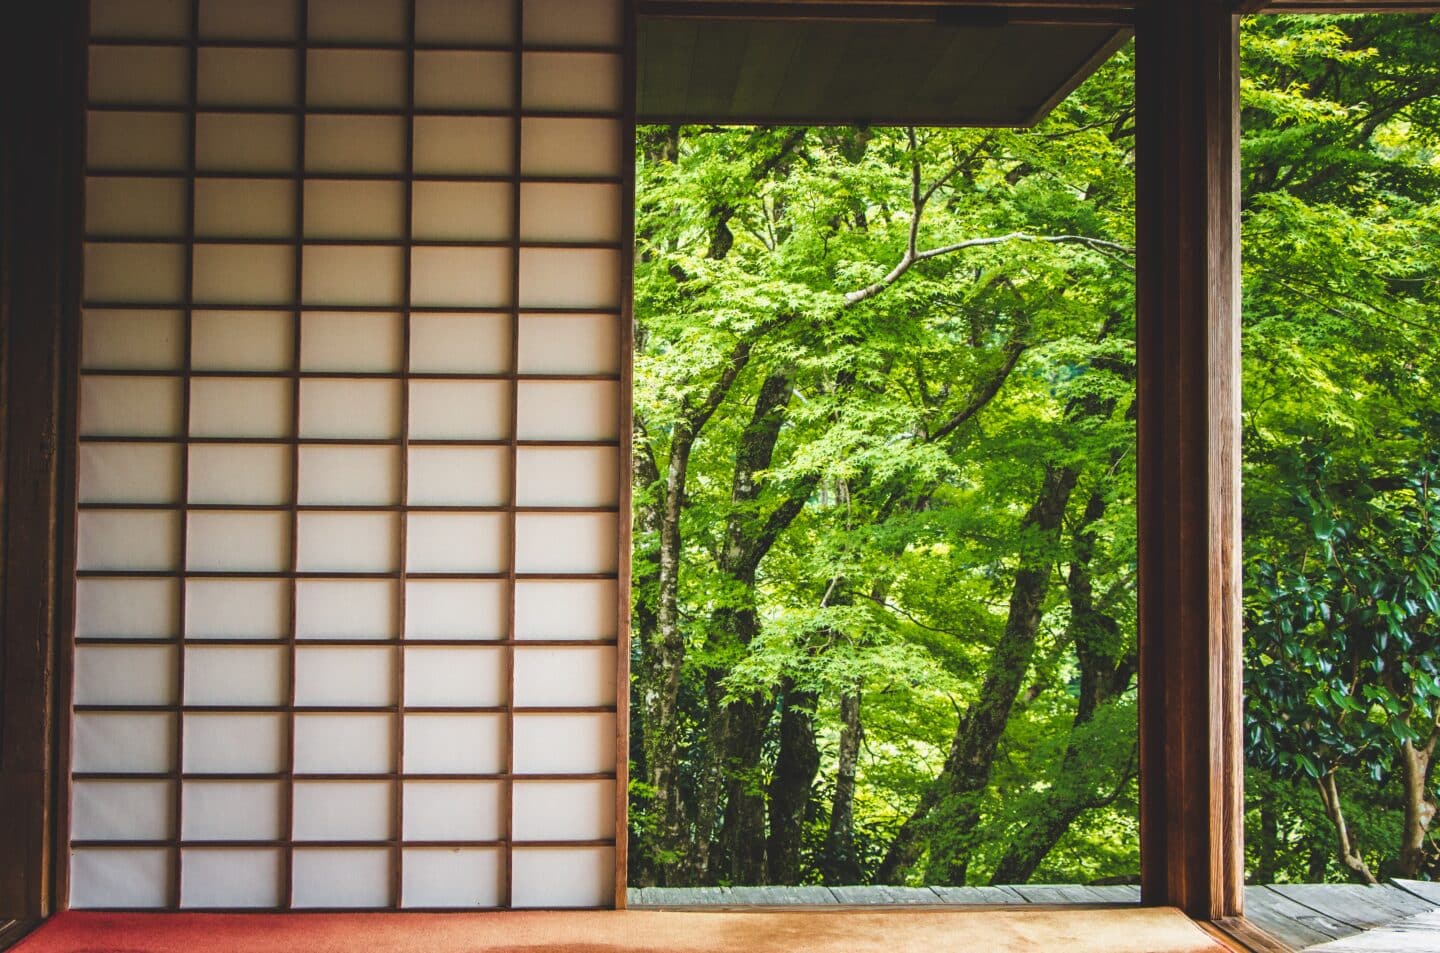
[0,0,84,922]
[1134,0,1244,921]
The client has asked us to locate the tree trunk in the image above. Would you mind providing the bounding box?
[767,683,821,884]
[717,682,770,883]
[1316,771,1378,884]
[628,439,664,884]
[877,463,1079,884]
[821,691,864,885]
[988,486,1137,885]
[641,337,757,884]
[1255,798,1278,885]
[709,370,817,883]
[1397,737,1437,879]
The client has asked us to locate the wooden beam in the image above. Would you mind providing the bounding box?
[0,0,83,923]
[1134,0,1244,922]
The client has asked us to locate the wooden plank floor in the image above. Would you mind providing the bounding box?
[628,880,1440,952]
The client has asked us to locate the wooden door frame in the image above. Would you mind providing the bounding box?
[3,0,1435,931]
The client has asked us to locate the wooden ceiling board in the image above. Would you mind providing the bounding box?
[727,21,807,116]
[685,21,753,115]
[637,15,1129,126]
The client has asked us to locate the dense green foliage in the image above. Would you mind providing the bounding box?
[629,14,1440,888]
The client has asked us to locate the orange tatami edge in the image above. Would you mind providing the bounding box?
[13,907,1227,953]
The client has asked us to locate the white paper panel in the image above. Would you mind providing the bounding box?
[83,309,184,369]
[520,183,621,244]
[415,0,512,44]
[293,714,394,774]
[414,52,512,110]
[404,647,506,707]
[186,578,289,639]
[197,47,298,107]
[89,46,188,106]
[515,446,618,507]
[306,115,406,174]
[513,779,614,841]
[407,447,508,507]
[518,248,621,310]
[193,243,295,305]
[191,310,293,371]
[84,242,186,303]
[514,513,616,575]
[403,713,504,774]
[195,112,297,173]
[511,847,614,909]
[512,713,615,775]
[299,379,402,439]
[79,0,629,909]
[88,111,188,172]
[304,181,406,241]
[520,118,620,177]
[193,179,296,239]
[295,647,395,707]
[307,49,406,108]
[72,780,173,841]
[76,578,179,640]
[294,781,393,841]
[513,646,614,707]
[302,245,405,307]
[79,376,182,437]
[406,512,507,574]
[296,512,399,573]
[188,378,292,438]
[187,511,290,572]
[523,0,621,46]
[86,177,187,237]
[91,0,190,38]
[404,580,506,641]
[79,442,181,504]
[183,713,286,773]
[182,780,284,840]
[516,380,618,441]
[409,313,510,375]
[75,645,177,706]
[292,849,390,908]
[78,510,179,572]
[300,311,404,372]
[182,849,282,908]
[514,580,616,641]
[412,117,512,176]
[73,712,175,773]
[411,247,511,309]
[308,0,406,42]
[298,445,400,505]
[185,645,287,706]
[198,0,298,40]
[408,380,510,440]
[70,849,171,909]
[403,849,502,909]
[189,443,292,505]
[522,54,621,113]
[403,781,502,841]
[412,181,512,242]
[296,580,398,640]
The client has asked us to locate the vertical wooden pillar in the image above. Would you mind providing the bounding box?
[1135,0,1244,921]
[0,0,84,922]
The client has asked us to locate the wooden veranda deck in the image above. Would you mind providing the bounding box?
[628,880,1440,952]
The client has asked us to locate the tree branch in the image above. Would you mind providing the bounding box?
[844,233,1134,306]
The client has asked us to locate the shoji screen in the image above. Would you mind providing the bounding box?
[73,0,629,911]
